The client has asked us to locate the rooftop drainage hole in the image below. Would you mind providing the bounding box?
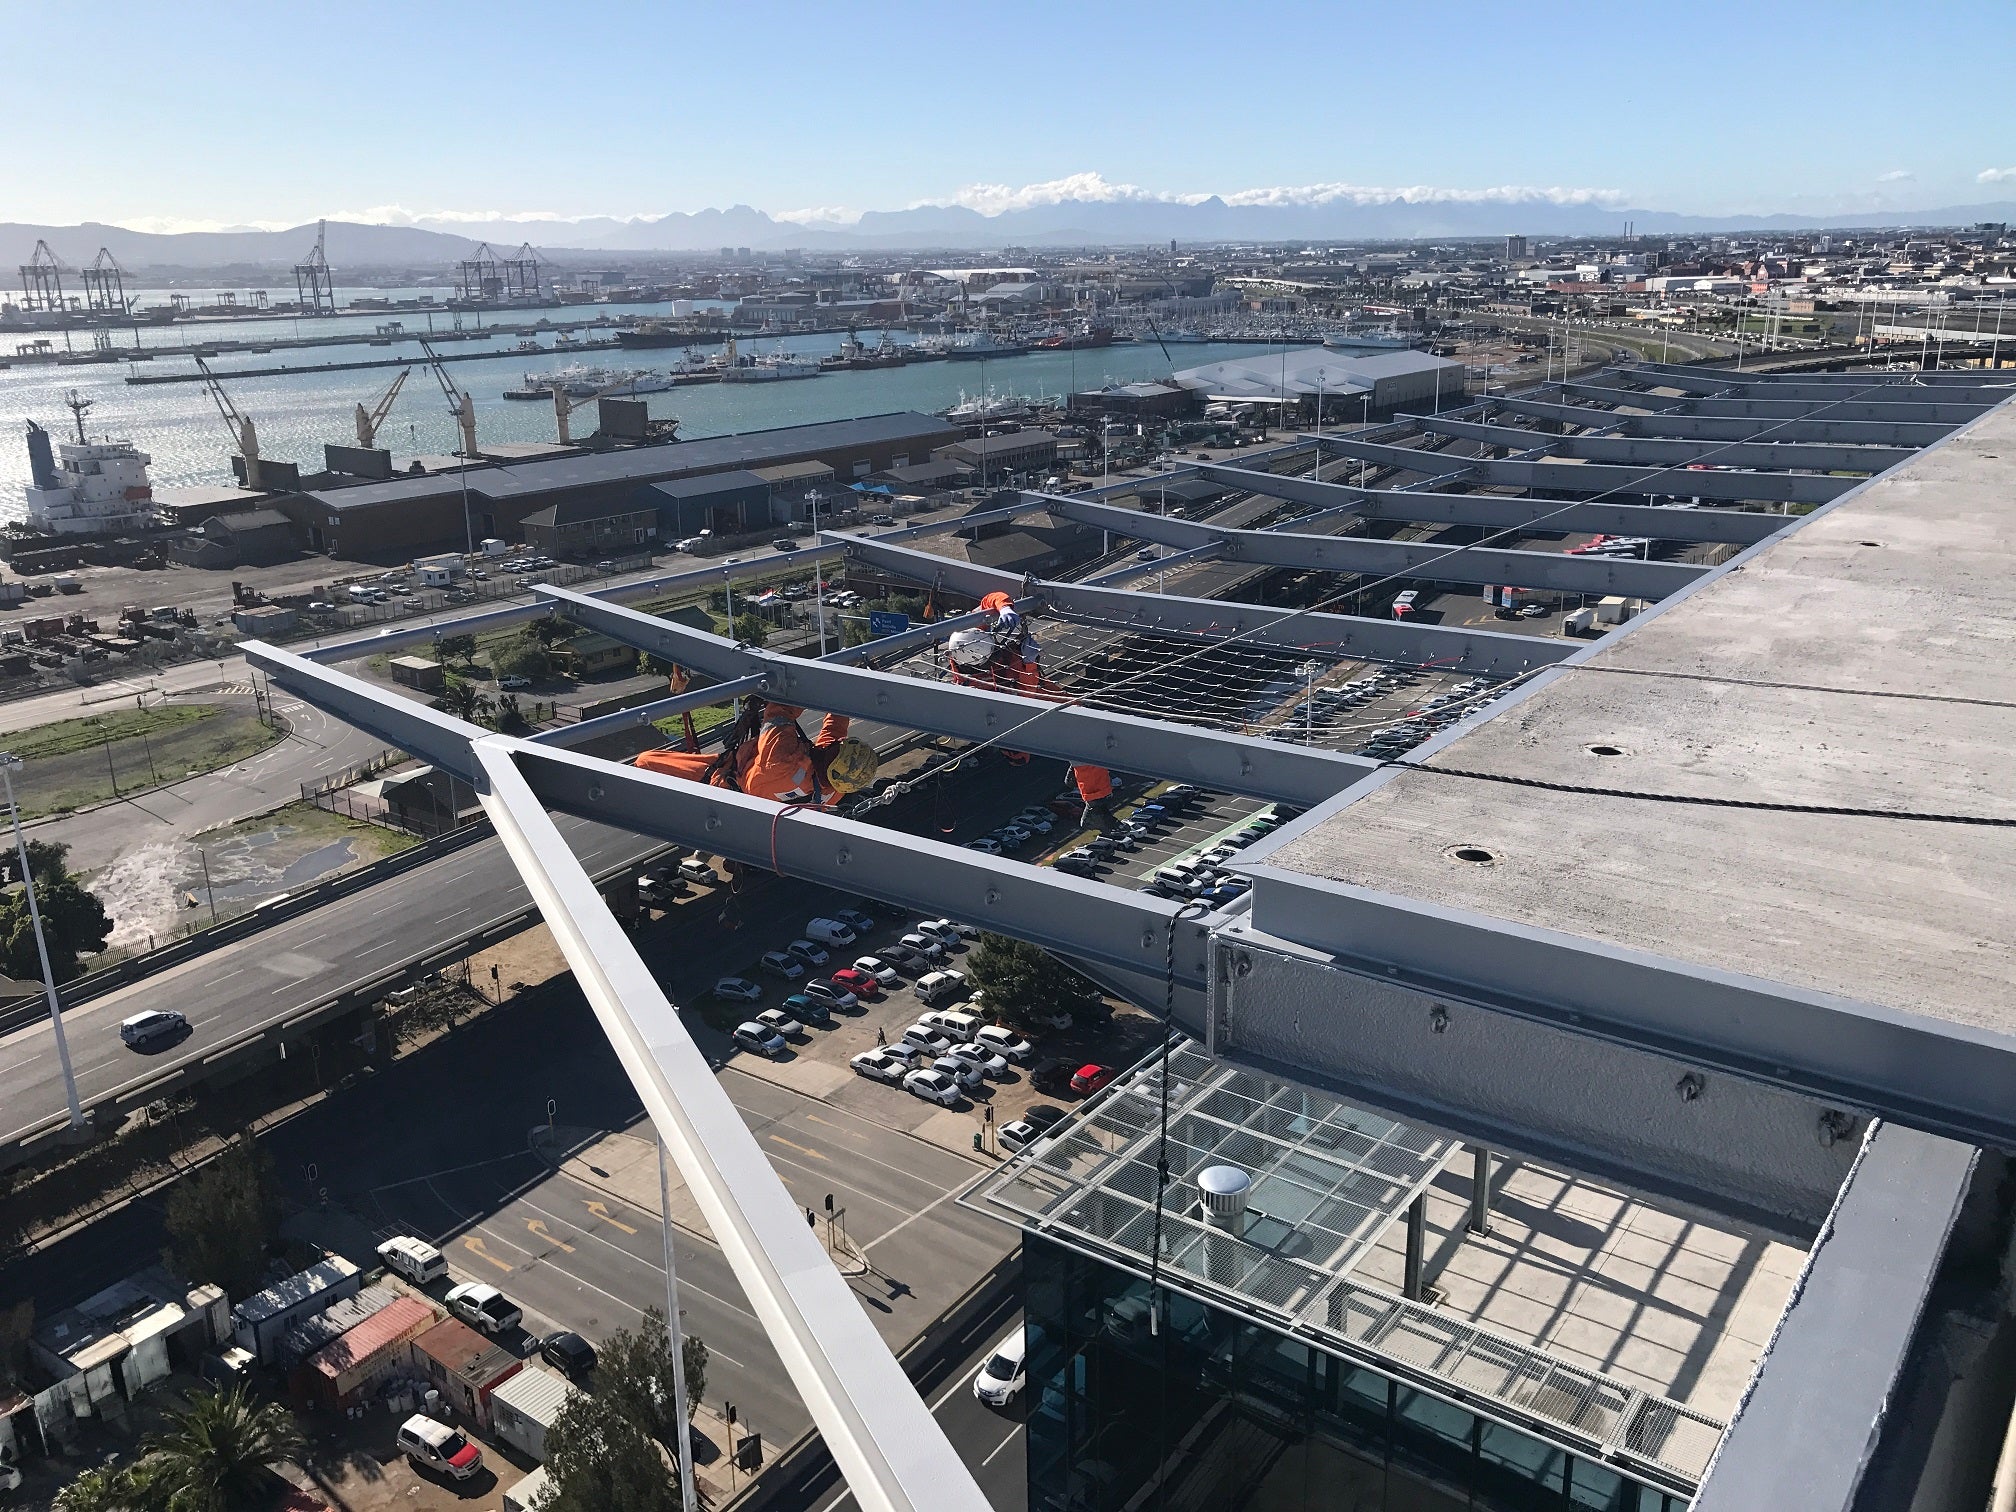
[1858,541,1884,548]
[1586,744,1627,757]
[1447,845,1498,866]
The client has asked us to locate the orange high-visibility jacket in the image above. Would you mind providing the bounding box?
[634,704,852,809]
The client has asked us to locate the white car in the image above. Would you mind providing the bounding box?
[850,1048,911,1084]
[916,919,965,948]
[999,1118,1043,1153]
[976,1024,1034,1063]
[759,950,805,981]
[786,938,830,967]
[942,1044,1008,1081]
[898,931,947,961]
[756,1008,807,1040]
[995,824,1031,846]
[966,837,1003,855]
[852,956,900,988]
[904,1068,963,1105]
[972,1328,1029,1406]
[714,976,763,1003]
[445,1282,522,1335]
[899,1022,955,1056]
[733,1021,789,1058]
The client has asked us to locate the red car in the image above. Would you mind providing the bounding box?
[1070,1064,1115,1096]
[829,967,881,999]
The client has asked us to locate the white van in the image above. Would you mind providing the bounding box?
[377,1235,447,1286]
[920,1008,981,1041]
[804,917,858,947]
[916,970,969,1006]
[398,1415,483,1479]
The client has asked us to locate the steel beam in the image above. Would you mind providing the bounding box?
[243,642,487,780]
[509,740,1213,991]
[536,587,1378,807]
[1555,381,1994,425]
[1405,413,1916,474]
[1614,367,2016,405]
[1189,465,1781,546]
[473,740,991,1512]
[1047,496,1708,598]
[1489,395,1956,449]
[1310,434,1854,506]
[1690,1122,1977,1512]
[837,535,1577,676]
[530,673,768,750]
[1628,361,2011,391]
[1237,865,2016,1153]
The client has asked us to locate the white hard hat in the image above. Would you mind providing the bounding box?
[947,627,995,669]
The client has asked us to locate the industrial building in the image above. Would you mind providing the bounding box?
[282,411,960,557]
[1172,346,1467,418]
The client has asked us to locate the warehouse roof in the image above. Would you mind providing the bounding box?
[647,468,768,501]
[1173,346,1460,401]
[1260,394,2016,1036]
[305,413,957,513]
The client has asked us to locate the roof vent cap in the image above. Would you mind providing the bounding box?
[1197,1164,1252,1227]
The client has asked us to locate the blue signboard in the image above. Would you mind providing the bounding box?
[867,611,911,637]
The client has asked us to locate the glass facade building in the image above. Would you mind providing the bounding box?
[1023,1232,1694,1512]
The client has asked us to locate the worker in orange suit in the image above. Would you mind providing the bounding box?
[947,593,1114,824]
[632,695,878,810]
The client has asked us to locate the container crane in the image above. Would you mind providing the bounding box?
[354,367,411,448]
[193,356,261,489]
[553,375,645,445]
[418,339,478,457]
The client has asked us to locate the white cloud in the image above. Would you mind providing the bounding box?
[1876,169,1914,183]
[907,170,1625,218]
[116,215,298,234]
[774,205,862,226]
[1980,167,2016,184]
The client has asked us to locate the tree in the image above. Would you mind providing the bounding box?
[0,840,111,983]
[841,618,872,649]
[0,1299,32,1390]
[527,615,573,648]
[595,1307,683,1450]
[967,933,1100,1032]
[493,693,529,733]
[435,633,477,666]
[490,635,551,683]
[542,1391,679,1512]
[141,1386,305,1512]
[163,1137,280,1298]
[438,679,494,727]
[682,1335,708,1422]
[730,612,768,647]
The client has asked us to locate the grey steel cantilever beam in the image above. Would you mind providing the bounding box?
[534,585,1378,808]
[1551,380,1997,425]
[1486,395,1957,449]
[1401,412,1917,474]
[1044,494,1708,598]
[832,534,1577,678]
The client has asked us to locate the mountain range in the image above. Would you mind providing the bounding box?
[5,195,2013,274]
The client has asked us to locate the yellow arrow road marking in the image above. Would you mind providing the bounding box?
[462,1236,514,1273]
[526,1219,576,1253]
[584,1200,639,1235]
[768,1134,828,1162]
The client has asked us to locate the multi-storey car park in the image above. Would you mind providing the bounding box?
[16,358,2014,1512]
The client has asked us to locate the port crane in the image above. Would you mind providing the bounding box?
[418,339,479,458]
[193,356,262,489]
[552,375,642,445]
[353,368,410,448]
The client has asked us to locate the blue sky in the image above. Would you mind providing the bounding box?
[4,0,2012,230]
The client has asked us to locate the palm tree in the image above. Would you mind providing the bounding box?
[142,1386,305,1512]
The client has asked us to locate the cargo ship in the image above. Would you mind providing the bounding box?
[21,410,157,536]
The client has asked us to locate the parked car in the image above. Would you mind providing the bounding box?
[976,1025,1034,1063]
[1071,1064,1117,1096]
[851,1048,911,1084]
[540,1330,597,1378]
[998,1119,1042,1152]
[877,942,926,971]
[445,1282,522,1336]
[972,1328,1030,1405]
[399,1415,483,1480]
[786,938,831,967]
[777,993,831,1026]
[802,979,858,1012]
[904,1068,963,1106]
[965,837,1003,855]
[944,1042,1011,1080]
[1054,854,1098,877]
[1023,1105,1067,1135]
[120,1009,187,1049]
[756,1008,807,1040]
[678,857,719,886]
[636,867,686,903]
[834,908,877,935]
[759,950,805,981]
[1029,1058,1075,1095]
[830,966,881,999]
[898,931,947,962]
[733,1021,789,1058]
[852,956,900,988]
[899,1022,955,1056]
[497,674,531,690]
[714,976,763,1003]
[377,1235,447,1286]
[804,917,858,947]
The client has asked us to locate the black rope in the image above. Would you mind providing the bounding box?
[1147,903,1204,1303]
[1391,760,2016,827]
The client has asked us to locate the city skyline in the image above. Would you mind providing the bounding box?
[3,0,2011,234]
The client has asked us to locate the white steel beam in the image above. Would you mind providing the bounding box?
[474,739,990,1512]
[536,587,1375,807]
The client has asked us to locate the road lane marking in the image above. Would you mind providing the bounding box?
[462,1236,514,1273]
[981,1424,1023,1466]
[585,1200,639,1234]
[514,1194,761,1324]
[768,1134,828,1162]
[527,1219,575,1253]
[862,1177,974,1254]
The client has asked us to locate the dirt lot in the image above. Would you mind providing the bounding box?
[10,696,281,818]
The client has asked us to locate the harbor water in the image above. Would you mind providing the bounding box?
[1,291,1271,518]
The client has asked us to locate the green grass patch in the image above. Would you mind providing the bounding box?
[195,798,420,858]
[652,703,737,741]
[11,705,217,760]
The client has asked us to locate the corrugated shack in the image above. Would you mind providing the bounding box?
[488,1365,579,1461]
[410,1317,523,1430]
[232,1256,362,1364]
[292,1295,440,1413]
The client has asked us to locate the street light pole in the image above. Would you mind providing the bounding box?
[658,1137,700,1512]
[0,753,82,1128]
[808,488,827,656]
